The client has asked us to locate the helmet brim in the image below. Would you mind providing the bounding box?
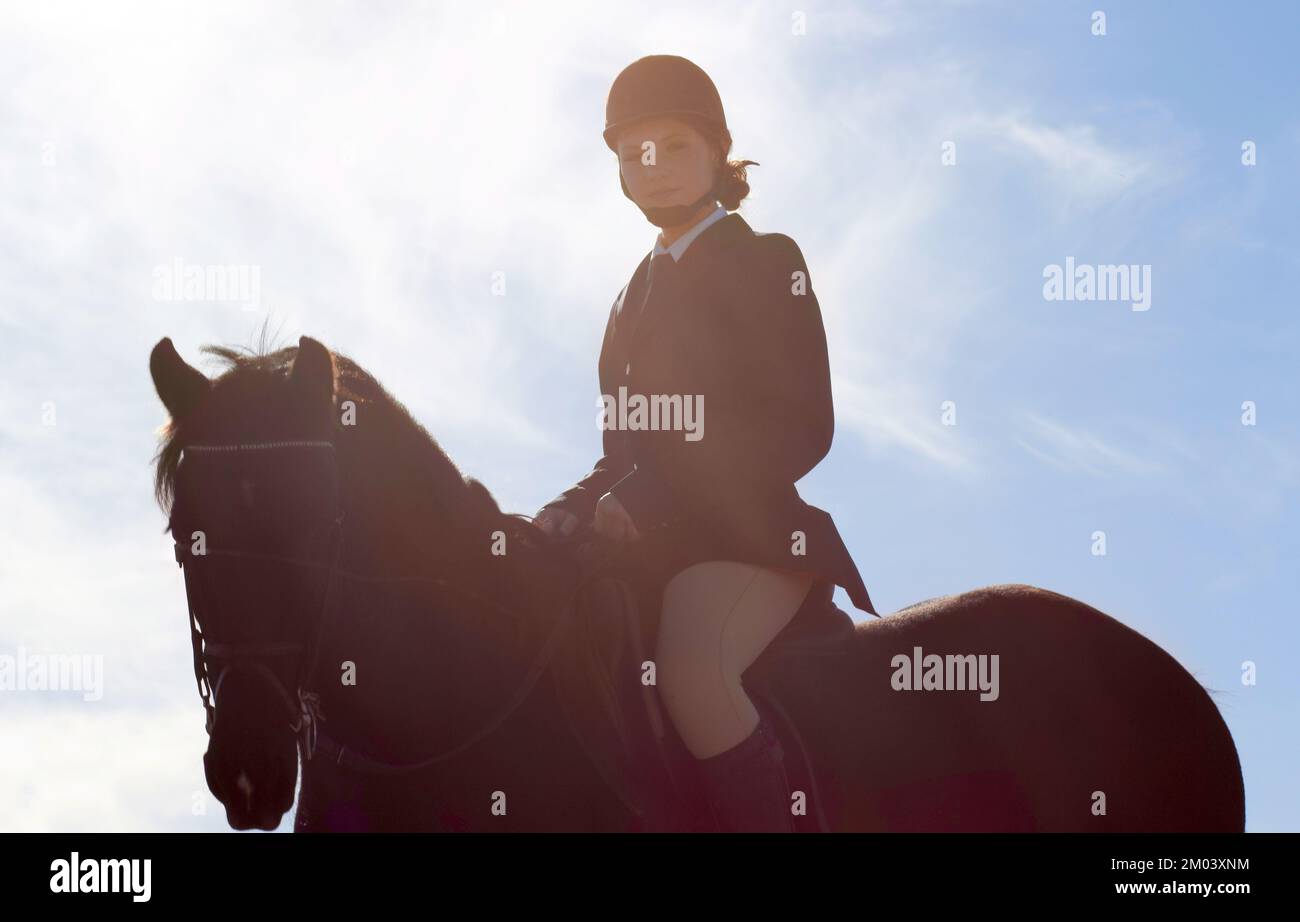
[604,111,729,152]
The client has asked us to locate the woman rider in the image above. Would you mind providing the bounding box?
[534,54,878,832]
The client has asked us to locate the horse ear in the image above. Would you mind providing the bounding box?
[289,335,336,405]
[150,337,210,420]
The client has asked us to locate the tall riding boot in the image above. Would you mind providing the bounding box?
[695,711,796,832]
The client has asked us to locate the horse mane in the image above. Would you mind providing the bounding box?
[150,335,547,548]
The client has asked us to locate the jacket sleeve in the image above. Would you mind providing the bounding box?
[612,234,835,533]
[537,290,635,525]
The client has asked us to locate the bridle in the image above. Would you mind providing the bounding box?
[171,439,609,774]
[173,440,344,768]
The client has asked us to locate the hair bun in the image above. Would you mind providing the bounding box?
[717,159,759,211]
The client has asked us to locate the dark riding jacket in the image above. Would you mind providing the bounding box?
[542,210,877,616]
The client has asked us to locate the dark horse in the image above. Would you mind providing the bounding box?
[149,334,1245,832]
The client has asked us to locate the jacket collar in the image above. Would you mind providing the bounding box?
[672,211,751,286]
[653,204,729,262]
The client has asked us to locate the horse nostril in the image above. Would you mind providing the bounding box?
[235,770,255,813]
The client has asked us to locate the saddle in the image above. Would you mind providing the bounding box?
[548,535,856,831]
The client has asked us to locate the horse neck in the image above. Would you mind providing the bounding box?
[335,422,497,574]
[313,430,553,761]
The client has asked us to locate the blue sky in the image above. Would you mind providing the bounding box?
[1,0,1295,832]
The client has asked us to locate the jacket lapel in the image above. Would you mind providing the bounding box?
[624,212,753,355]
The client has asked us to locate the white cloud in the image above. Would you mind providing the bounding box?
[0,703,232,832]
[992,112,1147,197]
[1013,411,1168,478]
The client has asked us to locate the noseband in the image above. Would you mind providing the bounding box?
[171,439,615,774]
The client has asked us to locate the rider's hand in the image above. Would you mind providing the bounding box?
[534,505,579,540]
[593,492,641,544]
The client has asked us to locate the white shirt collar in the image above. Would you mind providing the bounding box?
[652,204,729,263]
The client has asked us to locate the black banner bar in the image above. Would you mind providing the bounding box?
[2,832,1286,907]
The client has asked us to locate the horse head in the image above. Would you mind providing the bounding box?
[149,333,569,830]
[150,334,346,829]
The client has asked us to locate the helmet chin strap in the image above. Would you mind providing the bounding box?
[637,183,720,228]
